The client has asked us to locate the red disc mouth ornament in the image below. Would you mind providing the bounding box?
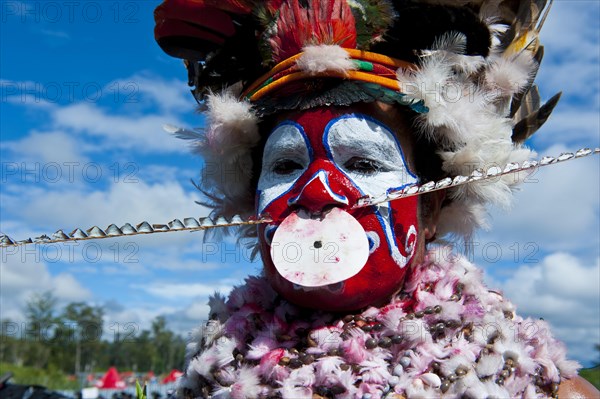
[257,108,419,311]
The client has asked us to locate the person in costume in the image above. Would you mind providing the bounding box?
[154,0,598,397]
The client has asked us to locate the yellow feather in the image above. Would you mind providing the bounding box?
[505,30,539,57]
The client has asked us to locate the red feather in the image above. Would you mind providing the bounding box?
[270,0,357,63]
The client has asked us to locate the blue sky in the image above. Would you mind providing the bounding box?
[1,1,599,367]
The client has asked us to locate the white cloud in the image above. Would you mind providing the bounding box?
[51,102,190,153]
[0,255,92,322]
[2,93,57,110]
[38,29,70,40]
[134,281,235,299]
[108,75,193,114]
[100,263,148,275]
[1,130,89,164]
[493,252,600,366]
[184,302,210,320]
[535,253,600,301]
[2,76,199,155]
[102,303,181,339]
[135,164,200,186]
[164,304,211,335]
[99,280,241,336]
[540,1,599,62]
[534,1,600,148]
[481,144,599,255]
[52,273,92,300]
[0,176,222,285]
[1,178,208,232]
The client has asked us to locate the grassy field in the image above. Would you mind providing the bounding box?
[0,363,80,391]
[580,365,600,390]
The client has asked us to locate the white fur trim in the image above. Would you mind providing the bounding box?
[203,90,259,199]
[296,45,355,75]
[170,86,260,223]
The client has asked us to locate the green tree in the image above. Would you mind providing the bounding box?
[150,316,173,373]
[1,318,26,365]
[56,302,105,375]
[23,291,59,368]
[147,316,186,373]
[111,328,154,372]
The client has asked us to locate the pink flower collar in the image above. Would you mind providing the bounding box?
[178,248,579,399]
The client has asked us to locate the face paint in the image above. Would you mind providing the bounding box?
[257,108,419,311]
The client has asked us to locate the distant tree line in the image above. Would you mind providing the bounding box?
[0,291,186,376]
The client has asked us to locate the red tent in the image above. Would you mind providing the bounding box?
[96,367,126,389]
[162,369,183,384]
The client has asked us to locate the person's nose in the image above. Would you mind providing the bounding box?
[288,169,349,214]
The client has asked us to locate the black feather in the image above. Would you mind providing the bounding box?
[509,46,543,118]
[371,1,491,62]
[512,92,561,143]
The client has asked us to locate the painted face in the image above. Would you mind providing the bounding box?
[257,107,419,311]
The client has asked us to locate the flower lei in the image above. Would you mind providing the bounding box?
[178,248,579,399]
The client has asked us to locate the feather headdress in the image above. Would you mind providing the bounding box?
[154,0,560,243]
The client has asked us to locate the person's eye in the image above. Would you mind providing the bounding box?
[344,157,381,175]
[272,159,303,175]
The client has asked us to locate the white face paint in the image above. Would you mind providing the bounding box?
[324,115,418,268]
[257,121,310,215]
[324,115,417,196]
[258,115,418,214]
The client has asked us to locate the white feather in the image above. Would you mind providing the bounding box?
[296,45,355,74]
[214,336,237,367]
[486,54,536,98]
[476,353,503,377]
[181,87,260,225]
[436,201,490,245]
[230,367,262,399]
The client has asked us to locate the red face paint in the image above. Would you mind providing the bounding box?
[257,108,419,311]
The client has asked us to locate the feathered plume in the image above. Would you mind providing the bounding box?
[268,0,358,63]
[489,0,560,142]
